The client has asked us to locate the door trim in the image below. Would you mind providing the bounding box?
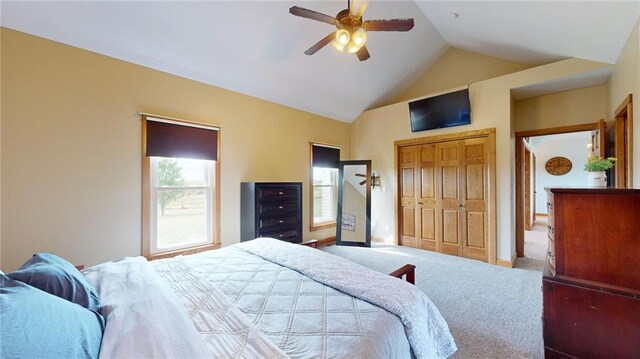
[524,146,532,231]
[614,94,633,188]
[515,120,605,257]
[394,128,497,265]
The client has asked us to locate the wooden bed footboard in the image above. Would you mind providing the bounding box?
[299,240,416,285]
[388,264,416,285]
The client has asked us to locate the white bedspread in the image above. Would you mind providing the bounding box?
[235,238,457,359]
[184,246,412,358]
[83,257,211,359]
[152,257,289,359]
[85,256,286,359]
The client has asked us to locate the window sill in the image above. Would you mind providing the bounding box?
[145,243,221,261]
[310,222,337,231]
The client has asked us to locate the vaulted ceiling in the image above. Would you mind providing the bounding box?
[2,1,639,122]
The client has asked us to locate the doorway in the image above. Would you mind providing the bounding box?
[515,121,606,259]
[522,131,595,266]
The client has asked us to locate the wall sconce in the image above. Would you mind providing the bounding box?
[371,172,381,189]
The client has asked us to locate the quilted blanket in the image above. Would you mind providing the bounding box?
[152,257,288,359]
[183,245,411,358]
[235,238,457,359]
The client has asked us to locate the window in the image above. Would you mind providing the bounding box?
[310,143,340,230]
[150,157,214,253]
[142,115,220,258]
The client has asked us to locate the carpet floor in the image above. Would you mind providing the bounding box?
[322,244,544,359]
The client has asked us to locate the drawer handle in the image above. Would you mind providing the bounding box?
[546,250,555,260]
[278,234,284,238]
[547,225,554,234]
[278,191,284,195]
[278,206,283,209]
[278,220,284,224]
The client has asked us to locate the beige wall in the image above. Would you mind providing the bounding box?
[608,17,640,187]
[515,84,609,132]
[0,29,351,271]
[353,58,612,262]
[386,48,532,106]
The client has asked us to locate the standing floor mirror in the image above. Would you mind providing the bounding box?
[336,160,371,247]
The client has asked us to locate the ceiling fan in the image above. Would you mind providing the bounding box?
[289,0,414,61]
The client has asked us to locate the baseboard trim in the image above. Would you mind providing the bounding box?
[317,236,336,246]
[496,252,518,268]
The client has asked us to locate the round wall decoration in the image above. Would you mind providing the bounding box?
[545,156,572,176]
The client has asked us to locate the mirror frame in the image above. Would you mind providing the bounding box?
[336,160,371,247]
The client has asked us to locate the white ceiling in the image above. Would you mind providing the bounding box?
[2,1,639,122]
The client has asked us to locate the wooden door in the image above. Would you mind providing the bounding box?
[532,154,537,218]
[398,146,418,247]
[417,144,437,251]
[614,96,633,188]
[460,137,489,262]
[396,129,495,264]
[437,141,463,257]
[523,146,532,230]
[615,116,628,188]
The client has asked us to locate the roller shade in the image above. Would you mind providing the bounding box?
[312,144,340,168]
[145,118,218,161]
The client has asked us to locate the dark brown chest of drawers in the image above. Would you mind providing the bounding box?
[241,182,303,243]
[543,188,640,359]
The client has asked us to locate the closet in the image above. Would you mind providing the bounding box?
[396,129,496,263]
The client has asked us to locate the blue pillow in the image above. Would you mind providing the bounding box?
[0,274,105,359]
[8,253,101,311]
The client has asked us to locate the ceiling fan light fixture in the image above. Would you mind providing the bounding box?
[332,40,346,53]
[347,28,367,53]
[336,29,350,46]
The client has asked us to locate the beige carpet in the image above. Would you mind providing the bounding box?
[518,216,549,271]
[322,244,544,359]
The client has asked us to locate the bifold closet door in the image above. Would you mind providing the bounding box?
[399,144,438,251]
[460,138,489,261]
[398,136,490,262]
[417,144,437,251]
[436,141,463,257]
[399,146,418,247]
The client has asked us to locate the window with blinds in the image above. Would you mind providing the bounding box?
[142,115,220,257]
[310,143,340,230]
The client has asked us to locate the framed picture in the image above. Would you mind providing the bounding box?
[341,213,356,232]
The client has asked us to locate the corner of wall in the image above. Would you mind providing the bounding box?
[607,16,640,187]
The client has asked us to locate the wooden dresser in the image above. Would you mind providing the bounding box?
[543,188,640,359]
[240,182,303,244]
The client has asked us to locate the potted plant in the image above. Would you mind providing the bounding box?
[584,156,616,187]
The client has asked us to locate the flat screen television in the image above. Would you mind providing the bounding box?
[409,89,471,132]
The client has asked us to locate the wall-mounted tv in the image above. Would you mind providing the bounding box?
[409,89,471,132]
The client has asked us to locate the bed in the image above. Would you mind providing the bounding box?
[2,238,457,359]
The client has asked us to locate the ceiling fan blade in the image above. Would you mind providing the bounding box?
[355,173,366,177]
[359,179,367,186]
[289,6,337,25]
[364,18,415,32]
[304,33,336,55]
[356,45,370,61]
[350,0,369,18]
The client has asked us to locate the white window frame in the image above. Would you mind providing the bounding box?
[149,157,215,255]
